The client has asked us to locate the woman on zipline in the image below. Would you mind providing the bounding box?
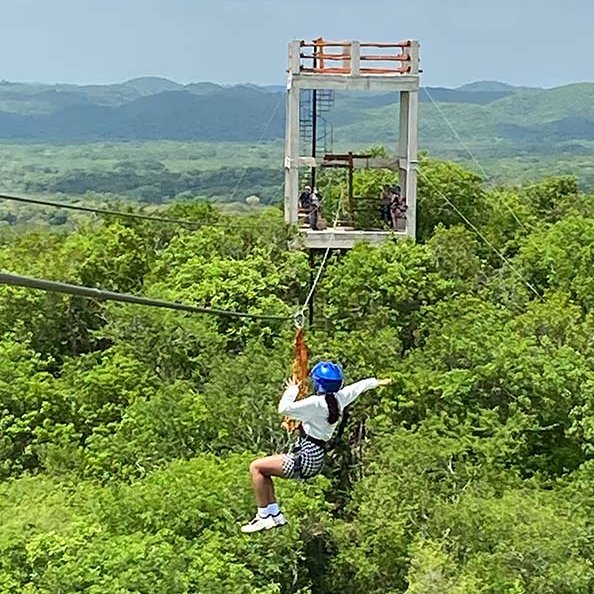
[241,361,392,533]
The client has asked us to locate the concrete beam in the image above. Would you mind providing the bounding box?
[291,74,420,93]
[320,157,399,170]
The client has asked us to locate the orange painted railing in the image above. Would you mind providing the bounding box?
[298,38,417,75]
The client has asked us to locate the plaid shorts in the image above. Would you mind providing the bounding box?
[282,439,325,480]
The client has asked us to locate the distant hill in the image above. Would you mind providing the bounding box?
[456,80,519,93]
[422,86,513,104]
[184,82,225,95]
[332,82,594,157]
[121,76,184,95]
[0,87,285,141]
[0,77,593,153]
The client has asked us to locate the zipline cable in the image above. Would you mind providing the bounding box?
[227,93,285,203]
[422,86,533,233]
[0,272,293,321]
[0,192,277,230]
[418,170,542,300]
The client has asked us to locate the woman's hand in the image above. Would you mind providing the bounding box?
[377,378,392,386]
[285,377,300,389]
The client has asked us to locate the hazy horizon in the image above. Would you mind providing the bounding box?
[2,76,593,92]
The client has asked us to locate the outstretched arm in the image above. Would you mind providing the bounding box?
[338,377,392,408]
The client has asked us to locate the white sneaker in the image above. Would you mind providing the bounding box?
[241,513,287,534]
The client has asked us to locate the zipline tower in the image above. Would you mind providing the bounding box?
[284,38,420,249]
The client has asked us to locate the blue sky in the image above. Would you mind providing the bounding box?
[1,0,591,87]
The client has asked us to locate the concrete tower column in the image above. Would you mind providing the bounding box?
[284,41,301,225]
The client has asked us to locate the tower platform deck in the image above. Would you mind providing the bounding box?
[292,227,408,250]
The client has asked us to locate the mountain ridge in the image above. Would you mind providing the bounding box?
[0,78,592,150]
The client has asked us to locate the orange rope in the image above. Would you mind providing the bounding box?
[281,327,309,432]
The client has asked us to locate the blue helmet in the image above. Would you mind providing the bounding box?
[311,361,344,394]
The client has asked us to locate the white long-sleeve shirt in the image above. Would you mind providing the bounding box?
[278,378,380,442]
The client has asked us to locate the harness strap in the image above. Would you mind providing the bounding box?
[333,407,350,444]
[299,428,328,449]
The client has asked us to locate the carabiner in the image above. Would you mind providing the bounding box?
[293,309,306,329]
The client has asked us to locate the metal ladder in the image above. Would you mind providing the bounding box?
[299,90,335,156]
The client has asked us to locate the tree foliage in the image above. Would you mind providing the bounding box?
[2,158,594,592]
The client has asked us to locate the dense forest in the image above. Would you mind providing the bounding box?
[1,156,594,592]
[0,141,284,210]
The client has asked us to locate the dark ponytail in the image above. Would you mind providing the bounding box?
[324,393,340,425]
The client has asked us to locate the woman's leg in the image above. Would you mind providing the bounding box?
[241,454,288,533]
[249,454,286,506]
